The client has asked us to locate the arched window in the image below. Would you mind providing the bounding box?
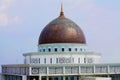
[48,48,51,52]
[56,58,58,63]
[44,58,46,64]
[43,49,45,52]
[72,58,74,63]
[84,58,86,63]
[62,48,65,52]
[69,48,72,51]
[39,58,40,63]
[50,58,52,64]
[39,49,41,52]
[75,48,77,51]
[55,48,57,52]
[78,58,80,63]
[80,48,82,52]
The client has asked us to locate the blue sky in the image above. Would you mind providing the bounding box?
[0,0,120,71]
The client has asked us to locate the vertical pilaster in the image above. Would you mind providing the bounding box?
[22,75,27,80]
[0,75,5,80]
[47,67,49,75]
[78,76,80,80]
[107,65,109,73]
[63,66,65,74]
[79,66,81,74]
[63,76,65,80]
[29,67,32,75]
[39,76,41,80]
[47,76,49,80]
[79,76,82,80]
[93,65,95,74]
[107,65,110,77]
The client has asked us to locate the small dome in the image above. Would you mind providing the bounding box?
[38,5,86,44]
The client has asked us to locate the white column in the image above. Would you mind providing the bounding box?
[22,75,27,80]
[63,66,65,74]
[93,65,95,73]
[79,76,81,80]
[79,66,81,74]
[47,67,49,75]
[29,67,32,75]
[107,65,110,77]
[107,65,109,73]
[63,76,65,80]
[0,75,5,80]
[39,76,41,80]
[0,75,1,80]
[47,76,49,80]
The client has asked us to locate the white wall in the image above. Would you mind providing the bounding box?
[38,43,87,53]
[24,52,101,64]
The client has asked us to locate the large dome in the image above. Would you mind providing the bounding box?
[38,7,86,44]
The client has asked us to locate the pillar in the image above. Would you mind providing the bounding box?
[22,75,27,80]
[78,76,81,80]
[46,76,49,80]
[93,65,95,73]
[0,75,5,80]
[39,76,41,80]
[63,76,65,80]
[47,67,49,75]
[79,66,81,74]
[63,67,65,74]
[29,67,32,75]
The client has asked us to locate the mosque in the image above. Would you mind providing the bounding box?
[0,4,120,80]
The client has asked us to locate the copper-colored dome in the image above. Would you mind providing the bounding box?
[38,6,86,44]
[38,17,86,44]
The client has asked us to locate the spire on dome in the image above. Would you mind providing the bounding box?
[59,3,65,18]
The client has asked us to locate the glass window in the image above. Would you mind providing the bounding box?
[75,48,77,51]
[84,58,86,63]
[44,58,46,64]
[95,66,107,73]
[43,49,45,52]
[58,77,63,80]
[48,48,51,52]
[81,66,94,73]
[56,58,58,63]
[72,58,74,63]
[69,48,72,51]
[50,58,52,64]
[78,58,80,63]
[80,48,82,51]
[55,48,57,52]
[62,48,65,52]
[39,58,40,63]
[87,58,93,63]
[39,49,41,52]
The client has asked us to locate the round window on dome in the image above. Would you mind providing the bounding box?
[48,48,51,52]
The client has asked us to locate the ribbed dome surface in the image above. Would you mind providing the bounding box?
[38,17,86,44]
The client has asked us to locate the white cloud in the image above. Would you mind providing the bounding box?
[0,0,21,27]
[0,13,8,27]
[12,16,21,24]
[0,0,15,11]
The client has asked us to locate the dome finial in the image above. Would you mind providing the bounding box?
[59,2,65,18]
[61,2,63,12]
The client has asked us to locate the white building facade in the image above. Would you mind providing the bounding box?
[1,5,120,80]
